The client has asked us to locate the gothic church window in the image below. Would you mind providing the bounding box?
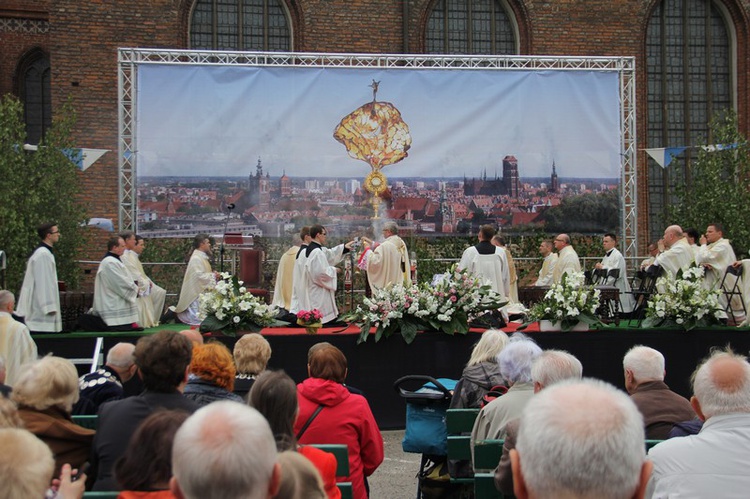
[190,0,291,51]
[18,51,51,145]
[425,0,517,54]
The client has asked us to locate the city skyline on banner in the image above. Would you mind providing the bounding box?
[136,65,622,181]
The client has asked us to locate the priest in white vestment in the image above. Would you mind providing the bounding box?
[491,235,518,302]
[535,240,558,287]
[552,234,581,284]
[362,222,411,293]
[290,227,312,315]
[595,233,634,313]
[121,233,167,328]
[175,234,217,326]
[0,290,38,385]
[303,225,352,324]
[16,222,62,332]
[272,238,300,311]
[91,236,139,327]
[652,225,694,279]
[695,223,744,321]
[458,225,509,297]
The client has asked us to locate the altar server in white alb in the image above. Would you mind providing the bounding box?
[458,224,509,297]
[695,223,744,322]
[652,224,694,278]
[362,222,411,293]
[289,226,312,315]
[304,225,352,324]
[16,222,62,333]
[551,234,581,284]
[120,232,167,328]
[175,233,217,326]
[595,233,635,313]
[91,236,139,329]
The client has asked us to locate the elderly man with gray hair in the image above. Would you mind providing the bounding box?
[494,350,583,494]
[170,401,280,499]
[647,348,750,498]
[471,333,542,446]
[511,378,652,499]
[73,342,137,415]
[623,345,695,440]
[362,221,411,292]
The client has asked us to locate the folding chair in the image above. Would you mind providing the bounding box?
[720,265,746,325]
[631,265,663,325]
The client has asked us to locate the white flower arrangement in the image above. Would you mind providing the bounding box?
[198,272,278,336]
[643,266,724,331]
[343,265,506,344]
[525,271,602,332]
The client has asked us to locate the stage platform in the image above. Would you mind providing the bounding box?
[33,322,750,429]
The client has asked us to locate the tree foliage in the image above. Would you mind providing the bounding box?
[541,190,620,233]
[0,95,88,292]
[669,111,750,257]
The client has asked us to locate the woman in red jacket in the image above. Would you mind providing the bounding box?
[293,342,384,499]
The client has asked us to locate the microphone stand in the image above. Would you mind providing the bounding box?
[220,204,235,273]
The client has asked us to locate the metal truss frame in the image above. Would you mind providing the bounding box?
[118,49,637,258]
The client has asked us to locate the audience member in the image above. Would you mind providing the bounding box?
[233,333,272,399]
[294,342,383,499]
[170,401,280,499]
[274,450,327,499]
[450,329,509,409]
[362,221,411,292]
[13,356,94,476]
[458,225,509,297]
[272,233,302,311]
[174,233,217,326]
[249,370,341,499]
[122,232,167,328]
[551,233,581,284]
[652,224,693,278]
[74,342,136,415]
[90,330,199,491]
[647,348,750,497]
[0,394,22,428]
[16,221,62,333]
[494,350,583,495]
[623,345,696,440]
[534,239,557,286]
[0,290,37,385]
[183,342,244,406]
[595,232,634,312]
[178,328,204,345]
[511,378,651,499]
[471,334,542,446]
[115,410,189,498]
[91,236,140,330]
[0,428,55,499]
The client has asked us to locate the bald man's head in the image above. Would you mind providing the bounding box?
[692,349,750,420]
[179,329,204,345]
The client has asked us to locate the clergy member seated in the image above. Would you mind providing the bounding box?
[534,239,557,287]
[174,233,218,326]
[90,236,140,331]
[652,224,694,279]
[551,234,581,284]
[458,224,509,297]
[594,233,634,313]
[695,223,744,323]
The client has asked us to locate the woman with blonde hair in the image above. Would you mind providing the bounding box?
[450,329,509,409]
[183,342,243,406]
[233,333,272,399]
[13,356,95,476]
[274,450,327,499]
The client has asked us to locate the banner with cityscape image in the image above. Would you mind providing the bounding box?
[135,64,622,238]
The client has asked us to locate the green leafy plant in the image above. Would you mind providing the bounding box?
[522,271,602,332]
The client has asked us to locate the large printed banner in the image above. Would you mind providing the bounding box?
[135,64,622,236]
